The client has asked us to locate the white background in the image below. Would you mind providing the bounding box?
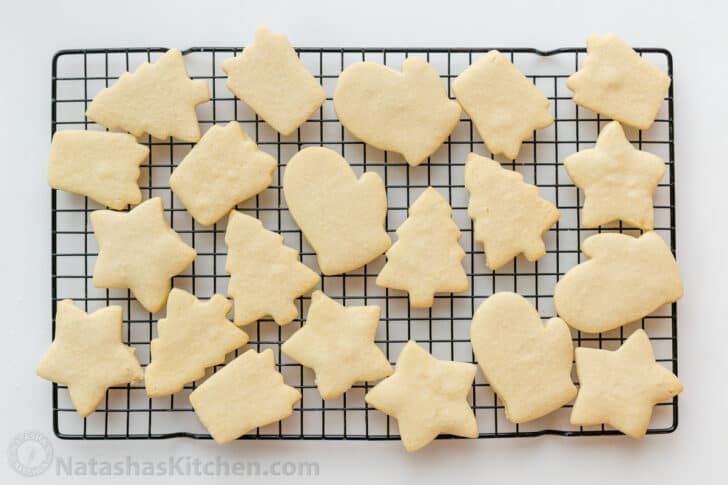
[2,0,727,483]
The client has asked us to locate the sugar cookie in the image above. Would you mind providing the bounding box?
[567,34,670,130]
[283,147,391,275]
[225,211,320,326]
[86,49,209,142]
[571,329,682,438]
[222,27,326,135]
[365,340,478,451]
[464,152,560,269]
[189,349,301,444]
[48,131,149,210]
[452,50,553,160]
[281,291,392,399]
[90,197,197,313]
[554,231,682,333]
[145,289,249,397]
[471,292,576,423]
[565,121,665,230]
[376,187,468,307]
[36,300,143,417]
[334,57,462,166]
[170,121,276,226]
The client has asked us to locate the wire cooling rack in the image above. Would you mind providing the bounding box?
[50,46,677,440]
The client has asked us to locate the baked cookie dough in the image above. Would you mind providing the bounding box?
[170,121,276,226]
[471,292,576,423]
[376,187,468,307]
[281,291,392,400]
[554,231,683,333]
[189,349,301,444]
[222,27,326,135]
[225,211,320,326]
[334,57,462,166]
[145,289,249,397]
[90,197,197,313]
[86,48,209,142]
[571,329,683,438]
[48,130,149,210]
[464,152,560,269]
[283,147,391,275]
[567,34,670,130]
[452,50,553,160]
[36,300,143,417]
[565,121,665,230]
[365,340,478,451]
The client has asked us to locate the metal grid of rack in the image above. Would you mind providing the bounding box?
[50,46,677,440]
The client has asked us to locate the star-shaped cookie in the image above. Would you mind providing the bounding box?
[567,34,670,130]
[36,300,143,417]
[452,50,553,160]
[570,329,683,438]
[86,48,210,142]
[189,349,301,444]
[565,121,665,230]
[365,340,478,451]
[90,197,197,313]
[145,289,249,397]
[48,131,149,210]
[281,291,392,400]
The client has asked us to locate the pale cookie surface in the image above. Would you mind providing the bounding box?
[86,48,209,142]
[145,289,249,397]
[471,292,576,423]
[464,153,560,269]
[36,300,143,417]
[91,197,197,313]
[170,121,276,226]
[222,27,326,135]
[282,291,392,400]
[334,57,462,166]
[283,147,391,275]
[452,50,553,160]
[365,340,478,451]
[376,187,468,307]
[48,131,149,210]
[554,231,683,333]
[189,349,301,444]
[225,211,320,326]
[567,34,670,130]
[565,121,665,230]
[571,329,682,438]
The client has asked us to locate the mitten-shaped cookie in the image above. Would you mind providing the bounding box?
[283,147,391,275]
[471,292,576,423]
[554,231,682,333]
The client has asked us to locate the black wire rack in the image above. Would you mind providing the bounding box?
[50,46,677,440]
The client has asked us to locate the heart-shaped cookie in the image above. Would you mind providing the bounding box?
[471,292,576,423]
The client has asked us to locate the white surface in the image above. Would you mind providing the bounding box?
[1,0,726,483]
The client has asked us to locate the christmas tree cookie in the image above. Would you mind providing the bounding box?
[464,153,559,269]
[225,211,320,326]
[145,289,249,397]
[86,48,209,142]
[376,187,468,307]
